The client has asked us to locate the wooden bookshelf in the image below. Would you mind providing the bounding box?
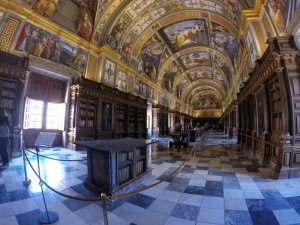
[68,77,147,143]
[268,77,282,131]
[0,76,18,125]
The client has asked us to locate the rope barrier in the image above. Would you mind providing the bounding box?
[24,148,87,162]
[238,132,282,148]
[23,150,102,202]
[22,137,206,201]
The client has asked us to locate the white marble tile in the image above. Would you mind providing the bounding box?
[75,203,103,224]
[196,222,223,225]
[133,210,168,225]
[112,202,145,223]
[273,209,300,225]
[188,178,206,187]
[55,212,89,225]
[158,190,182,203]
[0,202,15,218]
[224,189,244,199]
[201,196,224,209]
[242,189,264,199]
[239,182,259,190]
[224,198,248,210]
[10,198,39,215]
[207,175,222,182]
[193,170,208,176]
[1,170,19,177]
[197,207,224,224]
[148,199,176,215]
[97,212,130,225]
[164,216,196,225]
[178,193,202,207]
[0,215,19,225]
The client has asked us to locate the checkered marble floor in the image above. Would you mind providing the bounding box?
[1,132,300,225]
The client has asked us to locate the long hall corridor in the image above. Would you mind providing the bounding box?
[1,132,300,225]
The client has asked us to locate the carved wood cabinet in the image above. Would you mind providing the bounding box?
[68,77,147,144]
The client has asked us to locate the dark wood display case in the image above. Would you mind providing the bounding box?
[75,138,154,195]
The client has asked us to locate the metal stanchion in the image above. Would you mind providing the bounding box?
[101,193,109,225]
[35,145,59,224]
[22,147,31,188]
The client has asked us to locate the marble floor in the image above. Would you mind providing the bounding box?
[1,132,300,225]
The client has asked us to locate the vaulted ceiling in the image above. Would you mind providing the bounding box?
[93,0,254,110]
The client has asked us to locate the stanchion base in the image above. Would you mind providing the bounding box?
[22,179,31,188]
[38,211,59,224]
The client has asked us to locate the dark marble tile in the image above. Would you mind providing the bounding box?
[0,184,6,195]
[7,189,30,202]
[249,210,280,225]
[104,197,127,211]
[261,190,284,199]
[264,198,291,210]
[63,198,92,212]
[208,169,235,177]
[184,185,204,195]
[181,166,196,173]
[16,209,41,225]
[203,181,224,197]
[246,167,259,172]
[287,196,300,208]
[196,166,209,170]
[252,177,272,182]
[128,193,155,208]
[166,183,187,192]
[71,183,97,198]
[171,177,190,185]
[170,203,200,221]
[157,167,178,181]
[246,199,267,211]
[223,177,241,189]
[77,174,87,182]
[225,210,253,225]
[0,193,9,204]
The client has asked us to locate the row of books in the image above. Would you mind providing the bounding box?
[0,98,14,108]
[1,81,17,89]
[136,160,144,175]
[119,151,134,162]
[119,166,131,184]
[0,90,15,98]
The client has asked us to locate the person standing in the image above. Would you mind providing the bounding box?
[0,117,9,167]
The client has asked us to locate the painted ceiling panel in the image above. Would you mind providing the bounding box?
[93,0,253,111]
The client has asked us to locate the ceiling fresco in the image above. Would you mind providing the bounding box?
[95,0,257,111]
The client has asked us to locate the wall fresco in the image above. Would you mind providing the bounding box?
[15,22,87,73]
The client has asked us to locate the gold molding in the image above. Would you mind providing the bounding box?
[240,0,266,35]
[225,49,248,103]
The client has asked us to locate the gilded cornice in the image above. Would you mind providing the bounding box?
[0,0,98,53]
[236,39,285,104]
[225,48,248,103]
[239,0,266,35]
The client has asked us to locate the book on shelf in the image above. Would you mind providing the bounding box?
[0,98,14,108]
[2,81,17,89]
[136,160,144,175]
[119,166,130,184]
